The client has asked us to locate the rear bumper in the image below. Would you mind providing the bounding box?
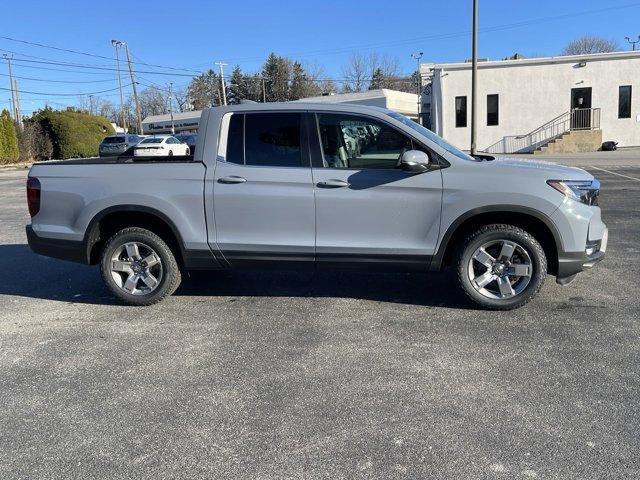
[26,225,88,264]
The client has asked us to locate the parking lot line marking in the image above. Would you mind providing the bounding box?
[591,166,640,182]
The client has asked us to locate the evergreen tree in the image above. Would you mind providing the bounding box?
[0,110,19,163]
[369,68,385,90]
[289,62,309,100]
[262,53,291,102]
[187,69,222,109]
[227,65,245,104]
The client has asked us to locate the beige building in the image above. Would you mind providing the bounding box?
[421,51,640,153]
[297,89,420,119]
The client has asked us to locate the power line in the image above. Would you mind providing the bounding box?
[0,71,116,83]
[0,84,131,97]
[0,35,202,73]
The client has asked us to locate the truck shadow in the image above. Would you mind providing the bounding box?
[0,244,473,309]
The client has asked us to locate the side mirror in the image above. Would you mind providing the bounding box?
[399,150,431,173]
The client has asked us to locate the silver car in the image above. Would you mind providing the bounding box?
[99,134,144,157]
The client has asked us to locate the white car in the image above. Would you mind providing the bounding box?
[133,135,190,156]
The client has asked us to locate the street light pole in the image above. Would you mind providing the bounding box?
[111,40,127,132]
[625,35,640,51]
[411,52,424,124]
[470,0,479,155]
[215,62,228,105]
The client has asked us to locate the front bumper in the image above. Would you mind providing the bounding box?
[556,227,608,284]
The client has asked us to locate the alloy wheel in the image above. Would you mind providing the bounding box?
[110,242,163,296]
[467,239,533,300]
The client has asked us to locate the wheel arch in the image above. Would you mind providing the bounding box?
[83,205,186,267]
[431,206,563,275]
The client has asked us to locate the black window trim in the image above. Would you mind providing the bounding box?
[618,85,632,119]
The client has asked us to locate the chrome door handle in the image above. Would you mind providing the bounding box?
[317,179,350,188]
[218,176,247,184]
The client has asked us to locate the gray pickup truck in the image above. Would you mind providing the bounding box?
[26,103,607,309]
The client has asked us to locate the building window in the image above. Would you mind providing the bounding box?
[455,96,467,128]
[619,86,632,119]
[487,94,499,126]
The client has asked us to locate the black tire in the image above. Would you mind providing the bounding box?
[456,224,547,310]
[100,227,181,306]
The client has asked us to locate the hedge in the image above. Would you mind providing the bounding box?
[32,108,115,159]
[0,109,19,164]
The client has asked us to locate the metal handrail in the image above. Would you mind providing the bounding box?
[483,107,601,154]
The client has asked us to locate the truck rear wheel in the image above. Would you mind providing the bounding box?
[100,227,181,306]
[456,224,547,310]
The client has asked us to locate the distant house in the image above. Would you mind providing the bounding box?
[420,51,640,153]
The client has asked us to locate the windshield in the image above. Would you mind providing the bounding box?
[140,138,164,144]
[385,111,476,161]
[102,136,126,144]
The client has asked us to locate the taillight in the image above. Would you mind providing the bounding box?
[26,177,41,217]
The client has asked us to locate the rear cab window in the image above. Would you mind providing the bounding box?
[224,112,303,168]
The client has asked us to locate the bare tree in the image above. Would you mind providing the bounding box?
[173,86,190,112]
[342,53,368,92]
[562,36,619,55]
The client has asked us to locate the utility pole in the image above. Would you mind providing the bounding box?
[88,94,94,115]
[168,82,175,135]
[625,35,640,51]
[411,52,424,124]
[111,40,127,132]
[215,62,228,105]
[121,42,143,134]
[470,0,479,155]
[3,54,22,129]
[258,76,267,103]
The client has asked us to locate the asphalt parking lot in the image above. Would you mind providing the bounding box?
[0,162,639,479]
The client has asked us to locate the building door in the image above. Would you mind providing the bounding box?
[571,87,592,129]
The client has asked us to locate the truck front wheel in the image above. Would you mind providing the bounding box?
[456,224,547,310]
[100,227,181,306]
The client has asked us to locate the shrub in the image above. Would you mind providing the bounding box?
[32,108,115,159]
[0,109,20,164]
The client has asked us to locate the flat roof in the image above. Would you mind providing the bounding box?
[421,50,640,73]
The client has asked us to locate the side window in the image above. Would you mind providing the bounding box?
[455,96,467,128]
[226,114,244,164]
[619,85,632,119]
[487,94,499,126]
[244,112,302,167]
[316,113,412,169]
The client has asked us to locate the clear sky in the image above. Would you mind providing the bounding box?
[2,0,639,115]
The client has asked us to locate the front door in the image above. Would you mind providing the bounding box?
[308,112,442,271]
[213,111,315,267]
[571,87,592,129]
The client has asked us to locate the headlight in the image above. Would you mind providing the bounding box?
[547,179,600,206]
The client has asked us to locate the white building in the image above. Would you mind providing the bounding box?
[421,51,640,153]
[297,89,420,120]
[141,110,201,135]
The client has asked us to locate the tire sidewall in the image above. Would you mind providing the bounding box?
[100,228,179,306]
[458,227,546,310]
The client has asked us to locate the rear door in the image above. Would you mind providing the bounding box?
[213,111,315,267]
[308,112,442,270]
